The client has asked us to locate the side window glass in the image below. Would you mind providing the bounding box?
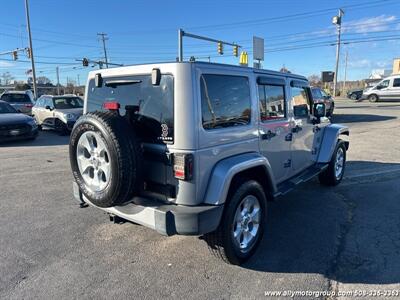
[200,74,251,130]
[45,98,53,108]
[291,86,311,118]
[380,80,389,88]
[258,84,286,121]
[393,78,400,87]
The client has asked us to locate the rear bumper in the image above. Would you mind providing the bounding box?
[73,181,223,236]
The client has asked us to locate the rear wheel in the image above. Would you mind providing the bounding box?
[368,94,379,102]
[204,180,266,265]
[350,93,358,100]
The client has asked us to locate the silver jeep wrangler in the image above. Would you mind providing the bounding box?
[70,62,349,265]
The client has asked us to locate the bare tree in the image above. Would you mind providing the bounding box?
[37,76,52,85]
[1,72,14,85]
[308,74,321,86]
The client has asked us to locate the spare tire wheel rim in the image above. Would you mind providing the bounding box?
[76,131,111,192]
[232,195,261,253]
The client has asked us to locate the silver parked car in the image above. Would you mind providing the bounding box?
[32,95,83,134]
[362,74,400,102]
[70,62,349,265]
[0,90,35,115]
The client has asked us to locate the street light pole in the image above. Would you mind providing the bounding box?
[24,0,38,99]
[333,9,344,97]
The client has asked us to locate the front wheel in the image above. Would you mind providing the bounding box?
[368,94,379,102]
[204,180,266,265]
[319,141,347,186]
[350,93,358,100]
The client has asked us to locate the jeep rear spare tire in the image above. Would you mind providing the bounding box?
[69,111,142,208]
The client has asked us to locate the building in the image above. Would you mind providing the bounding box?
[393,58,400,75]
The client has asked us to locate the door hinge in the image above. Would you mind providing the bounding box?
[284,159,292,168]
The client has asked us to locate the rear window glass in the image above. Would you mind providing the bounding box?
[0,93,31,103]
[200,74,251,130]
[87,74,174,143]
[53,97,83,109]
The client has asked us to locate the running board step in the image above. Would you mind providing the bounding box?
[275,163,328,197]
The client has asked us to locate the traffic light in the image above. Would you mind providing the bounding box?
[12,50,18,60]
[82,58,89,67]
[233,45,238,57]
[217,41,223,55]
[26,48,31,59]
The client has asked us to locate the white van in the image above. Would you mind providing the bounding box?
[362,74,400,102]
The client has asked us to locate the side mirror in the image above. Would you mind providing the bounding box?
[45,105,52,111]
[313,103,326,119]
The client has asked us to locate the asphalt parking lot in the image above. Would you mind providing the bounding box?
[0,99,399,299]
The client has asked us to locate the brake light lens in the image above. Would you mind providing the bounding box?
[103,101,120,111]
[173,153,193,181]
[24,103,33,108]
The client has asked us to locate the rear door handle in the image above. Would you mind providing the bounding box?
[292,125,302,133]
[261,130,276,140]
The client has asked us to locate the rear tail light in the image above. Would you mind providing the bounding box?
[24,104,33,108]
[103,101,120,111]
[173,153,194,181]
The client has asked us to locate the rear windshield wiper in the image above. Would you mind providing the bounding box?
[105,79,142,88]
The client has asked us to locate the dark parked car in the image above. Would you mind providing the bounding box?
[0,90,35,115]
[0,100,38,143]
[347,89,363,100]
[311,87,334,117]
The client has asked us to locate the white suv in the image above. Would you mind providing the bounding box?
[362,74,400,102]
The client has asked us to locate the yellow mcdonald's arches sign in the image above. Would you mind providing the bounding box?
[239,51,248,66]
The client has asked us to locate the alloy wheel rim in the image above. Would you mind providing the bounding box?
[76,131,111,192]
[335,148,344,179]
[232,195,261,253]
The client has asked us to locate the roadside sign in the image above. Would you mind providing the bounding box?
[253,36,264,61]
[322,71,335,82]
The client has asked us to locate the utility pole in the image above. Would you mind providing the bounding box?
[342,51,348,95]
[97,33,109,68]
[332,9,344,97]
[77,74,80,86]
[24,0,38,99]
[56,66,60,95]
